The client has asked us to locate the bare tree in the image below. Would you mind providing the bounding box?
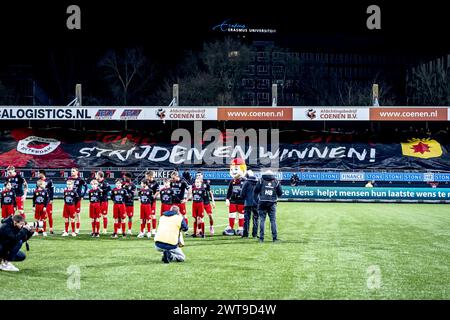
[298,62,397,106]
[153,38,251,106]
[407,58,450,106]
[98,47,153,105]
[0,81,11,104]
[201,37,252,105]
[180,72,224,106]
[335,80,396,106]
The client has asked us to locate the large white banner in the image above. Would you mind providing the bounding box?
[2,106,448,121]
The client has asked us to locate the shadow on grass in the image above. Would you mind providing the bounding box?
[30,234,152,242]
[187,236,309,247]
[30,234,309,245]
[0,267,70,279]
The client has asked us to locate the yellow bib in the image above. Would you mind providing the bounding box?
[154,214,183,246]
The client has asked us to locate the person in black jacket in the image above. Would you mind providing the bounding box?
[290,173,299,186]
[182,169,192,186]
[240,170,259,238]
[253,170,283,243]
[0,215,34,272]
[38,170,55,234]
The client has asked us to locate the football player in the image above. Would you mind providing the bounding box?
[32,179,49,236]
[6,166,28,218]
[1,181,16,219]
[88,179,103,237]
[196,172,216,235]
[138,179,153,238]
[144,170,160,236]
[96,171,111,234]
[190,178,208,238]
[37,170,54,234]
[62,180,79,237]
[67,168,87,234]
[170,171,190,226]
[111,179,127,238]
[122,172,136,235]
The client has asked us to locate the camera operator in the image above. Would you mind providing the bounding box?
[0,215,34,272]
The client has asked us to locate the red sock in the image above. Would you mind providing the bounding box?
[48,214,53,229]
[128,221,132,230]
[76,222,80,230]
[193,221,197,235]
[114,223,118,234]
[65,222,69,232]
[238,218,244,228]
[201,222,205,235]
[147,223,151,232]
[229,217,235,229]
[71,222,75,232]
[140,223,145,233]
[96,222,100,233]
[91,222,96,233]
[209,216,214,227]
[103,217,108,229]
[43,221,47,232]
[121,223,126,233]
[152,217,157,229]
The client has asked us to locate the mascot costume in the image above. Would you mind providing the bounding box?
[223,158,247,236]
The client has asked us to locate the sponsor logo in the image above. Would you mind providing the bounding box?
[340,172,365,181]
[370,108,448,121]
[423,173,434,182]
[95,109,116,119]
[16,136,61,156]
[294,108,368,121]
[120,109,142,120]
[0,107,91,120]
[154,170,177,179]
[318,109,360,120]
[401,138,443,159]
[213,19,247,32]
[217,108,293,121]
[306,108,316,120]
[167,108,209,119]
[156,108,166,120]
[212,19,276,33]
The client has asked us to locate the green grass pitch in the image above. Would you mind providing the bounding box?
[1,200,450,299]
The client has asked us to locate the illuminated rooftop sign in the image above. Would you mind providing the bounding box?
[212,19,276,33]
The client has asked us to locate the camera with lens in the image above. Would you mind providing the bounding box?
[27,221,44,229]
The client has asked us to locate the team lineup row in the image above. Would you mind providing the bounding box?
[1,166,255,239]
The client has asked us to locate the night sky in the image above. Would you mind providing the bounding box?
[0,0,448,102]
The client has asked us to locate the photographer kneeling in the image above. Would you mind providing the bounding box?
[0,215,34,272]
[154,206,188,264]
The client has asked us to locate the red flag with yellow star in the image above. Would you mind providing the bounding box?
[401,138,443,159]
